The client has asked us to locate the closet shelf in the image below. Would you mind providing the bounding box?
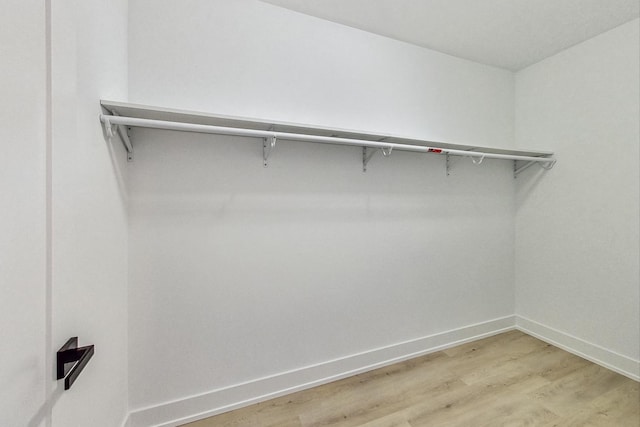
[99,100,555,176]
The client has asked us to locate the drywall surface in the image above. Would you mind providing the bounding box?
[128,0,517,420]
[128,0,514,149]
[0,2,47,426]
[49,1,129,426]
[515,20,640,374]
[127,132,516,417]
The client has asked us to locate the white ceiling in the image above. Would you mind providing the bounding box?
[261,0,639,70]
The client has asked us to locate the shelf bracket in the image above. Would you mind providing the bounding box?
[514,160,535,178]
[541,159,556,170]
[514,158,556,178]
[362,147,376,172]
[446,153,464,176]
[263,135,276,167]
[117,125,134,162]
[101,112,134,161]
[362,145,393,173]
[56,337,95,390]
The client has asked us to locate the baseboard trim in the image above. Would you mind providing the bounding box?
[515,315,640,382]
[129,315,515,427]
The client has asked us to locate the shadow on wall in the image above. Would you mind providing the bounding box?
[515,158,557,208]
[102,112,129,209]
[27,386,63,427]
[126,129,518,222]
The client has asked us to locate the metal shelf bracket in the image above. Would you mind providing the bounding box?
[263,135,276,167]
[514,159,556,178]
[362,145,393,172]
[101,112,134,162]
[362,147,375,172]
[446,153,465,176]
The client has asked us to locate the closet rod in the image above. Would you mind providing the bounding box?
[99,115,555,164]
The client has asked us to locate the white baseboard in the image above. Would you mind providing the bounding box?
[127,315,639,426]
[515,315,640,382]
[128,315,516,427]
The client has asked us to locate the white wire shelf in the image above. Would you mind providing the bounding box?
[99,100,555,177]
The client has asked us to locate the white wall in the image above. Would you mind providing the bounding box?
[0,2,129,425]
[0,2,47,426]
[129,0,513,148]
[49,1,130,426]
[127,1,516,424]
[3,0,635,425]
[515,19,640,377]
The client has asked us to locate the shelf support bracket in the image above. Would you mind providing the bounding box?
[363,145,393,172]
[56,337,95,390]
[114,111,134,162]
[362,147,377,172]
[514,160,535,178]
[514,159,556,178]
[263,135,276,167]
[541,159,556,170]
[101,113,134,162]
[446,153,463,176]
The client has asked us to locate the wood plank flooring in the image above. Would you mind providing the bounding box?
[183,331,639,427]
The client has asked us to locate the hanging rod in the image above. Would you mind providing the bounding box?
[99,114,555,166]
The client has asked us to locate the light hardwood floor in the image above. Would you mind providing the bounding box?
[183,331,639,426]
